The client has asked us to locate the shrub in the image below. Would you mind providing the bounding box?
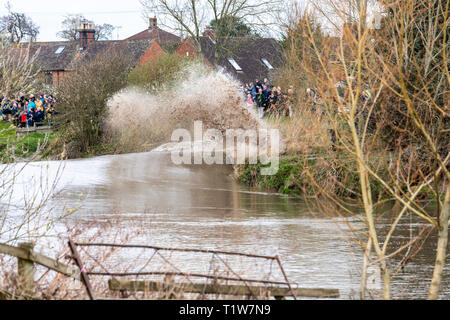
[55,49,133,155]
[127,53,194,92]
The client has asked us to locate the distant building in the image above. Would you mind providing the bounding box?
[13,19,282,88]
[15,19,178,87]
[175,30,283,84]
[126,16,181,52]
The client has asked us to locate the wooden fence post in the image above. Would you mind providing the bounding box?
[17,243,35,298]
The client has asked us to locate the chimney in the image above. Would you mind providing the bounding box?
[78,22,96,50]
[149,16,157,29]
[203,26,215,41]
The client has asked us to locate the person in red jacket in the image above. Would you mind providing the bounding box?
[20,112,27,128]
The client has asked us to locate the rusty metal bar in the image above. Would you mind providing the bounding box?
[74,243,278,260]
[214,253,256,297]
[68,240,95,300]
[87,271,292,287]
[275,255,296,300]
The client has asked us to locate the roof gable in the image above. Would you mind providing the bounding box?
[126,27,181,47]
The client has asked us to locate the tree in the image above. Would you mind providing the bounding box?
[279,0,448,300]
[140,0,282,54]
[0,43,41,96]
[55,50,133,155]
[209,16,255,38]
[309,0,380,31]
[57,14,116,41]
[127,52,192,92]
[0,3,39,44]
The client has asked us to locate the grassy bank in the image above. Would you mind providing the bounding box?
[235,150,387,200]
[0,121,58,163]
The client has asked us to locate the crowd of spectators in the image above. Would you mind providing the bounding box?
[0,93,55,128]
[242,78,295,118]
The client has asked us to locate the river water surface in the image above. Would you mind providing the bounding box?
[4,151,449,299]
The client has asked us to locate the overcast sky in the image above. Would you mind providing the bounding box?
[0,0,149,41]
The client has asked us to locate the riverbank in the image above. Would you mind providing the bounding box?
[234,153,364,198]
[235,148,398,200]
[0,120,58,163]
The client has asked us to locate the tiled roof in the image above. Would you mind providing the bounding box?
[16,41,81,71]
[198,36,216,65]
[71,40,155,67]
[198,37,283,84]
[14,39,155,72]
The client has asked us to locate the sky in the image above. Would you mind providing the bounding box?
[0,0,149,41]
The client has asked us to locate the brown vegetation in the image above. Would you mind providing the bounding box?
[274,0,449,300]
[54,49,134,157]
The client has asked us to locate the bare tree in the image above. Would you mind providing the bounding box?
[140,0,282,54]
[0,3,39,44]
[0,42,41,97]
[306,0,382,34]
[280,0,448,300]
[57,14,116,41]
[55,49,133,155]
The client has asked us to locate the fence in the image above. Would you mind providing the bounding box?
[0,241,340,300]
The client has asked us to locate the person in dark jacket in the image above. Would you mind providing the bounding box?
[269,90,278,115]
[255,79,263,91]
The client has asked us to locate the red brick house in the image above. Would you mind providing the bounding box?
[175,37,215,67]
[126,17,181,52]
[18,19,179,87]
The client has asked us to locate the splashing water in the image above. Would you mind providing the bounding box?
[105,65,265,153]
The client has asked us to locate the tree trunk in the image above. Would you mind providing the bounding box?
[381,263,391,300]
[360,237,372,300]
[428,184,450,300]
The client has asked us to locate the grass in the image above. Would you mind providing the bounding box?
[0,120,57,162]
[237,157,307,195]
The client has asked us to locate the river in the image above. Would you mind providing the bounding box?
[2,151,449,299]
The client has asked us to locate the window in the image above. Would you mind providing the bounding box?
[227,58,242,71]
[55,46,65,55]
[261,58,274,70]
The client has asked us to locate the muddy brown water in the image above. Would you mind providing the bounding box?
[3,151,449,299]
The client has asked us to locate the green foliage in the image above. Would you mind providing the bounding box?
[209,16,256,38]
[275,13,325,99]
[14,133,46,157]
[160,41,182,54]
[238,157,307,196]
[0,121,57,162]
[127,53,192,92]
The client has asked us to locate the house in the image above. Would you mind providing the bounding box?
[16,19,179,87]
[175,32,283,84]
[126,17,182,52]
[13,19,281,87]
